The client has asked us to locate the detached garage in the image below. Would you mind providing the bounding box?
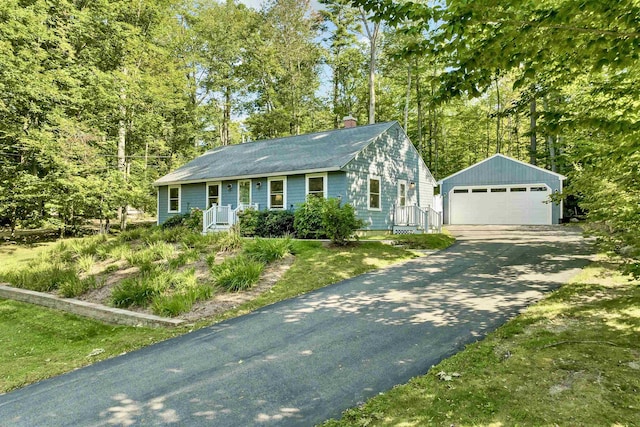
[438,154,565,225]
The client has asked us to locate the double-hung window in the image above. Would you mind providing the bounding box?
[268,177,286,209]
[368,176,381,210]
[168,185,181,213]
[306,173,327,199]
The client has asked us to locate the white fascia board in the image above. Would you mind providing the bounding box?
[153,167,342,187]
[437,153,566,184]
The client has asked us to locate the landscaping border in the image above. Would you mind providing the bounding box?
[0,284,184,328]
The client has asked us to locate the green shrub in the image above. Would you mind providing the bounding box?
[161,208,203,232]
[263,211,295,237]
[238,209,261,237]
[111,277,159,308]
[183,208,203,230]
[244,238,292,263]
[294,196,328,239]
[161,213,189,229]
[293,197,362,243]
[321,198,365,245]
[211,255,263,292]
[239,210,295,237]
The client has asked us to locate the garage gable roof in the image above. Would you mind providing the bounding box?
[437,153,566,184]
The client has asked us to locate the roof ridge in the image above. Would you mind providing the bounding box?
[204,121,396,154]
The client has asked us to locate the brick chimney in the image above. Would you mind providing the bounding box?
[343,116,357,128]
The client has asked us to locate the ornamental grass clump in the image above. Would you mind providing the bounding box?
[211,255,263,292]
[111,277,160,308]
[243,237,292,264]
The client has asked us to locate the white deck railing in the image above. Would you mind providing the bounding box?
[394,204,442,233]
[202,203,259,233]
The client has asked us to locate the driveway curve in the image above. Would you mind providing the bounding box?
[0,226,593,426]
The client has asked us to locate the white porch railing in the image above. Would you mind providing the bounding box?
[202,203,259,233]
[394,204,442,233]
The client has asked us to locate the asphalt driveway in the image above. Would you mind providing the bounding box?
[0,226,593,426]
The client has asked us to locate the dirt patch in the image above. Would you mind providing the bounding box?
[179,254,294,322]
[73,253,294,323]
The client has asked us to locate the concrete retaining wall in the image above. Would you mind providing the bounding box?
[0,284,184,328]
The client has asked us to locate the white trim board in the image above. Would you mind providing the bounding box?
[153,167,341,187]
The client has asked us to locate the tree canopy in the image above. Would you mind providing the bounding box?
[1,0,638,275]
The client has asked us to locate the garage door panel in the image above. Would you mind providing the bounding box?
[450,185,551,225]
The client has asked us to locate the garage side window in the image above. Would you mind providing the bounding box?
[168,186,180,213]
[368,176,381,210]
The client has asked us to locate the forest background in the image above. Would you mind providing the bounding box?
[1,0,638,275]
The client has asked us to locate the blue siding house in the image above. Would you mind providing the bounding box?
[154,121,439,233]
[438,154,566,225]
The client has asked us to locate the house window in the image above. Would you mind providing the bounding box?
[398,180,407,207]
[368,176,381,210]
[168,186,180,213]
[306,173,327,199]
[268,177,286,209]
[238,180,251,205]
[206,183,220,208]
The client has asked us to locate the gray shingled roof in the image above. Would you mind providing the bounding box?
[154,122,396,185]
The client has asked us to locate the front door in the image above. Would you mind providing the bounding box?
[398,180,407,207]
[207,183,220,208]
[238,180,251,206]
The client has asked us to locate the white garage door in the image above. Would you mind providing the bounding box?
[449,185,552,225]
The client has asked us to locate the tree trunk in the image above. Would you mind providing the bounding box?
[495,76,501,154]
[223,85,231,145]
[548,135,557,172]
[333,65,340,129]
[415,64,424,165]
[360,8,379,125]
[118,68,128,231]
[529,96,537,165]
[403,64,411,132]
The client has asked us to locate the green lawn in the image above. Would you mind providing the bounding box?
[322,259,640,426]
[0,234,449,393]
[0,300,177,392]
[0,241,56,274]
